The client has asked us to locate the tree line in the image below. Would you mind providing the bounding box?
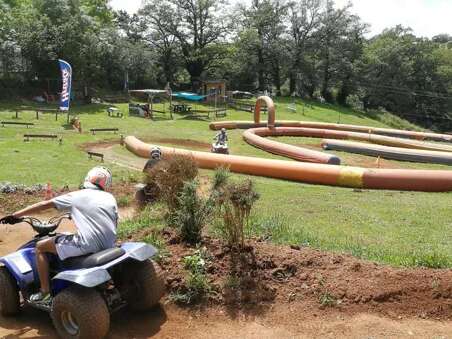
[0,0,451,130]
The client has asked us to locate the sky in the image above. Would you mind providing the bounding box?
[110,0,452,38]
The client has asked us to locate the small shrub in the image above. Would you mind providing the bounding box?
[319,292,337,307]
[183,250,206,272]
[216,179,260,249]
[211,166,230,191]
[170,250,211,304]
[152,155,198,214]
[172,180,213,243]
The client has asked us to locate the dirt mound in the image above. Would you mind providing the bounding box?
[145,138,211,150]
[152,231,452,320]
[79,139,120,151]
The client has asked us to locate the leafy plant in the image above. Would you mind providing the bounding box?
[216,179,260,249]
[170,250,211,304]
[319,292,337,307]
[172,180,214,243]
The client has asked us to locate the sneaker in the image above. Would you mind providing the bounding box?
[29,291,52,304]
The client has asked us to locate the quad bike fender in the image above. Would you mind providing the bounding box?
[52,267,112,288]
[52,243,158,288]
[121,242,158,262]
[0,248,35,288]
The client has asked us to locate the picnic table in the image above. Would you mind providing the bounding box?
[107,107,123,118]
[35,108,61,120]
[171,104,192,113]
[10,107,61,120]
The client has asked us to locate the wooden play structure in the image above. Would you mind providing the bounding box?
[128,89,173,120]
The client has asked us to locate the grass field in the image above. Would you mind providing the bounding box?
[1,98,451,268]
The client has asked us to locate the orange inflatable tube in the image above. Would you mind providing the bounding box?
[244,126,452,154]
[243,128,341,164]
[124,136,452,191]
[211,97,452,143]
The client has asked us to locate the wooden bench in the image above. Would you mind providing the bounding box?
[1,121,34,128]
[90,128,119,135]
[87,151,104,162]
[24,134,59,142]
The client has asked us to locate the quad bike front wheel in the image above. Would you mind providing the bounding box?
[124,259,166,311]
[0,267,20,316]
[51,286,110,339]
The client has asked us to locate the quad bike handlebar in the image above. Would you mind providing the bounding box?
[0,214,71,236]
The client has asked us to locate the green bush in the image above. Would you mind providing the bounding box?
[172,180,213,243]
[170,250,212,304]
[216,179,260,249]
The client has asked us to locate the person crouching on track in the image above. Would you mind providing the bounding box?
[4,167,118,304]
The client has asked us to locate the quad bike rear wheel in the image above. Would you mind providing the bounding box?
[51,286,110,339]
[0,267,20,316]
[124,259,165,311]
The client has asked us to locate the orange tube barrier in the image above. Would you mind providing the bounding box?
[243,128,341,164]
[254,96,276,127]
[210,121,452,143]
[124,136,452,192]
[244,126,452,153]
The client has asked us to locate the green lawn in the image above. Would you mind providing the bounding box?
[1,98,451,268]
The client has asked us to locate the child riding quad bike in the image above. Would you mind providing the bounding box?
[0,167,165,339]
[212,128,229,154]
[135,146,163,205]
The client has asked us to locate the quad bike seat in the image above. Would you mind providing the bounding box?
[62,247,126,269]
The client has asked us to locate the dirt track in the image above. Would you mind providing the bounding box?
[1,214,451,338]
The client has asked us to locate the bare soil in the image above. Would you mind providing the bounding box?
[153,231,452,321]
[1,212,451,337]
[0,222,452,339]
[147,137,211,150]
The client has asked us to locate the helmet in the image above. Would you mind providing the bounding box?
[221,128,226,133]
[84,166,112,191]
[150,146,162,160]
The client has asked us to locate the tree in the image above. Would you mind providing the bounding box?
[360,26,451,129]
[287,0,323,95]
[139,3,181,86]
[239,0,288,93]
[142,0,230,91]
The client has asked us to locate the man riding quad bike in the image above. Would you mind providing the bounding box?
[0,167,165,339]
[212,128,229,154]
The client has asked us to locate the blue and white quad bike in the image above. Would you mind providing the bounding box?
[0,214,165,339]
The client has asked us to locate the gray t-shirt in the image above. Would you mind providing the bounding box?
[52,188,118,253]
